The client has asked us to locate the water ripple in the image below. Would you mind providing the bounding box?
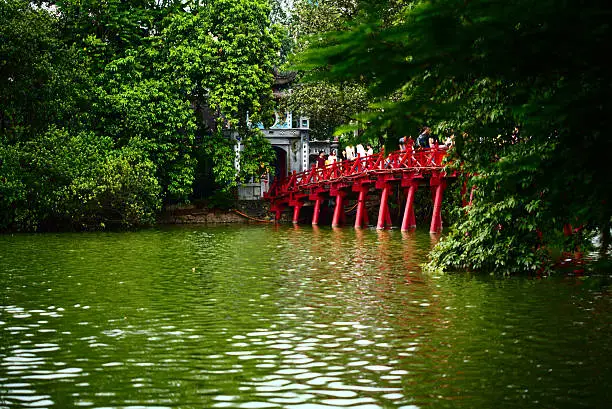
[0,226,611,409]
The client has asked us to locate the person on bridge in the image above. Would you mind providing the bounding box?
[327,150,338,164]
[356,143,366,157]
[399,136,407,151]
[444,132,455,148]
[384,152,394,168]
[428,132,440,148]
[316,151,327,168]
[366,144,374,156]
[400,136,415,152]
[416,126,431,149]
[345,145,355,160]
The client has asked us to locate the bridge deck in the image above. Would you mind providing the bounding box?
[263,146,455,232]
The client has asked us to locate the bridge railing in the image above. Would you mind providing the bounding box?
[264,145,449,199]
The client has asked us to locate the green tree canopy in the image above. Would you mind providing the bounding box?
[1,0,282,230]
[282,0,371,142]
[291,0,612,273]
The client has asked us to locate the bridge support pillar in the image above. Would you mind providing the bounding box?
[290,195,306,224]
[331,190,347,227]
[430,178,446,233]
[291,203,303,224]
[377,183,393,230]
[401,182,418,231]
[309,190,326,226]
[271,203,286,222]
[354,187,369,229]
[312,197,322,225]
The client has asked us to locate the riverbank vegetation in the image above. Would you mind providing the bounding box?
[1,0,280,230]
[290,0,611,273]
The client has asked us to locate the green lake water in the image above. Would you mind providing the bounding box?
[1,225,611,408]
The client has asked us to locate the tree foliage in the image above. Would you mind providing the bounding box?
[1,0,281,230]
[287,81,369,141]
[292,0,612,273]
[0,127,161,229]
[284,0,371,142]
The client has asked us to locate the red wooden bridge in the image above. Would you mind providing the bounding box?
[263,146,456,232]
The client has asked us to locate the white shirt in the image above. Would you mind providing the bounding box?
[345,146,355,160]
[356,144,366,157]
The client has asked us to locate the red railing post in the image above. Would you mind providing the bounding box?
[271,202,285,221]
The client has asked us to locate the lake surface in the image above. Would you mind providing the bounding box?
[1,225,611,409]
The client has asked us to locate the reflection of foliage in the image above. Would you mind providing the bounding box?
[291,0,612,273]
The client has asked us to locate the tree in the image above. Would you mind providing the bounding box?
[287,81,369,141]
[291,0,612,273]
[0,0,76,138]
[161,0,280,189]
[283,0,371,142]
[1,0,283,230]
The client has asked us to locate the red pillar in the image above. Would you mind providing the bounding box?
[401,183,418,231]
[377,183,391,230]
[312,197,322,225]
[430,180,446,233]
[355,188,369,229]
[332,191,346,227]
[271,203,285,222]
[292,203,303,224]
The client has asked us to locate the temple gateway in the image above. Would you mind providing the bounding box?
[236,71,333,200]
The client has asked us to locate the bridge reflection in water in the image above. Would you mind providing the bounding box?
[264,146,456,232]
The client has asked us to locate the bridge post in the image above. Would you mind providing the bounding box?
[289,194,307,224]
[401,181,418,231]
[331,189,347,227]
[377,183,392,230]
[312,197,322,225]
[353,185,369,229]
[309,190,326,226]
[430,176,447,233]
[291,202,303,224]
[271,202,286,222]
